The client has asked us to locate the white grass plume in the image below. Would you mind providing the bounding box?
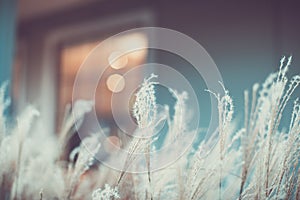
[0,57,299,200]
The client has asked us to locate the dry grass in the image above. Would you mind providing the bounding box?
[0,57,299,200]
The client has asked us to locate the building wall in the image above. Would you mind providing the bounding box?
[17,0,300,132]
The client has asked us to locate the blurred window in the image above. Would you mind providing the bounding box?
[58,32,148,132]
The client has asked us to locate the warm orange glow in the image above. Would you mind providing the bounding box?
[58,32,148,129]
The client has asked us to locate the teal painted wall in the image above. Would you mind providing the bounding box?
[0,0,17,96]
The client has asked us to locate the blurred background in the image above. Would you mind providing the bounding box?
[1,0,300,136]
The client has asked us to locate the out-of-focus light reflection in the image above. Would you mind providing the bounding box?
[108,51,128,69]
[106,74,125,93]
[113,33,148,64]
